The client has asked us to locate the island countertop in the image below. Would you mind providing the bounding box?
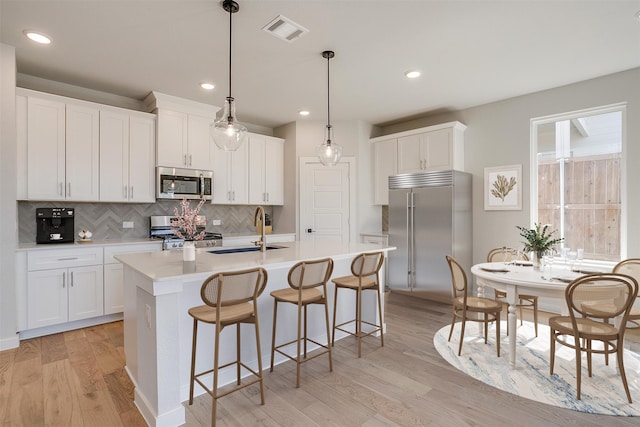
[115,240,395,283]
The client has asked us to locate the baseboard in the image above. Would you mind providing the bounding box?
[0,335,20,351]
[18,313,123,340]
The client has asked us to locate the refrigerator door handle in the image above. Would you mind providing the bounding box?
[409,191,415,289]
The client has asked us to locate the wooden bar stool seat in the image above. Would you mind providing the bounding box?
[270,257,334,388]
[188,267,268,427]
[331,251,385,358]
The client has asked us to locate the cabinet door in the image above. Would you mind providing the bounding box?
[156,109,188,168]
[187,115,213,170]
[211,148,231,203]
[423,128,453,171]
[397,134,423,174]
[27,97,66,200]
[129,115,156,202]
[66,104,100,201]
[229,141,248,204]
[104,263,124,315]
[27,268,68,329]
[264,138,284,205]
[99,110,130,202]
[373,138,397,205]
[248,136,266,204]
[68,265,104,322]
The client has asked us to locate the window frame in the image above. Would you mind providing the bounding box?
[529,102,627,268]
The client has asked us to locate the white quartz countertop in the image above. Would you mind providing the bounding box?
[17,238,161,251]
[116,240,395,283]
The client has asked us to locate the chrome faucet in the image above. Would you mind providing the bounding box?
[253,206,266,252]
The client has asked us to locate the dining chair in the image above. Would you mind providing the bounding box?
[487,247,538,337]
[270,257,334,388]
[332,251,385,358]
[549,273,638,403]
[613,258,640,328]
[188,267,268,426]
[446,255,502,357]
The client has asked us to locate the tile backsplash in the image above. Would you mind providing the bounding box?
[18,201,272,243]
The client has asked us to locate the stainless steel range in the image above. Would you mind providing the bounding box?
[149,215,222,250]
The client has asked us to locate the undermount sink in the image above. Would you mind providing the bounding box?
[207,245,287,254]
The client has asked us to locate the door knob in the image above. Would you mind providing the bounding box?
[307,228,315,233]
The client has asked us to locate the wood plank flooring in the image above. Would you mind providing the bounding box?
[2,292,639,426]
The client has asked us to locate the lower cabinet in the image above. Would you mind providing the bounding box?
[27,263,104,329]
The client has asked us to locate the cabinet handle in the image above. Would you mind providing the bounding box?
[68,182,71,197]
[62,272,66,288]
[58,257,79,261]
[70,271,74,287]
[189,155,193,167]
[130,186,134,199]
[184,154,187,166]
[233,191,235,201]
[227,191,231,201]
[124,186,128,199]
[59,182,63,196]
[266,193,269,202]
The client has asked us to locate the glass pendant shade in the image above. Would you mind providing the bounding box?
[316,125,342,166]
[211,96,247,151]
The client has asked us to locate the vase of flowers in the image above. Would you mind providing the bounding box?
[516,223,564,270]
[171,198,206,262]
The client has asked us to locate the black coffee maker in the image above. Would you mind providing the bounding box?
[36,208,75,244]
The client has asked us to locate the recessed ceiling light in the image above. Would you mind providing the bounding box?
[299,110,310,116]
[200,82,215,90]
[23,30,52,44]
[404,70,421,79]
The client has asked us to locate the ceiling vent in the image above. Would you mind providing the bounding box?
[262,15,309,43]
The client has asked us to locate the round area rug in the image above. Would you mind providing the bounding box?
[434,321,640,416]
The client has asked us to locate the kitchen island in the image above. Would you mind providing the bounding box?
[116,240,395,427]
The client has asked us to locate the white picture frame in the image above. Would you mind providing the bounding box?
[484,164,522,211]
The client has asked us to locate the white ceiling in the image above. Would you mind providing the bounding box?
[2,1,639,129]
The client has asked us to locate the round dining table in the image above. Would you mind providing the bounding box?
[470,262,582,369]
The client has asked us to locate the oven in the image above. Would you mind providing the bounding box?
[149,215,222,250]
[156,167,213,200]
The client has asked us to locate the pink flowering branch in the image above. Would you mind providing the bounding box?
[171,198,206,241]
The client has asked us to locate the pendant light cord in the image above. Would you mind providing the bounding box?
[326,54,331,129]
[228,4,232,100]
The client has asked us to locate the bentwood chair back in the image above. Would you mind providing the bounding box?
[446,255,502,357]
[613,258,640,328]
[188,267,268,426]
[549,273,638,403]
[332,251,385,358]
[270,258,334,388]
[487,247,538,337]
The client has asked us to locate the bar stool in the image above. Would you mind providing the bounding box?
[332,251,385,357]
[270,257,334,388]
[188,267,268,427]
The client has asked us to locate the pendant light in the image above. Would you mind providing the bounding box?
[316,50,342,166]
[211,0,247,151]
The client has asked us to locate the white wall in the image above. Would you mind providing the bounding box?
[380,68,640,266]
[0,44,18,349]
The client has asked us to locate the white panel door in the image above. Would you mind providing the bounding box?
[65,104,100,201]
[229,141,248,204]
[248,136,266,204]
[156,109,188,168]
[68,265,104,322]
[104,263,124,315]
[300,160,350,243]
[423,128,453,171]
[264,138,284,205]
[187,114,213,170]
[27,97,66,200]
[397,134,423,174]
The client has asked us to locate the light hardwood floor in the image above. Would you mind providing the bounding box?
[1,293,639,426]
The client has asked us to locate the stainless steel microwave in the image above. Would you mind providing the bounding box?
[156,167,213,200]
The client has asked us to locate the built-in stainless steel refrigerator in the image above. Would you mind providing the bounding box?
[388,170,471,303]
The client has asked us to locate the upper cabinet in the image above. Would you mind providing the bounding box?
[211,139,249,204]
[145,92,219,171]
[369,121,466,205]
[17,88,156,203]
[248,134,284,205]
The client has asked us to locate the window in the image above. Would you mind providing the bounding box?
[531,104,626,263]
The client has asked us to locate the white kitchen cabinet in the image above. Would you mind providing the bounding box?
[103,243,161,315]
[248,134,284,205]
[212,140,249,204]
[99,110,156,202]
[370,121,466,205]
[24,96,101,201]
[26,247,104,329]
[372,138,397,205]
[148,92,218,170]
[360,233,389,245]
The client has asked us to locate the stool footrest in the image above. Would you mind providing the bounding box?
[194,360,263,399]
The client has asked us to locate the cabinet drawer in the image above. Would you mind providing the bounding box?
[103,243,162,264]
[28,247,103,271]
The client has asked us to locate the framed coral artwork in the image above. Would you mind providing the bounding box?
[484,164,522,210]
